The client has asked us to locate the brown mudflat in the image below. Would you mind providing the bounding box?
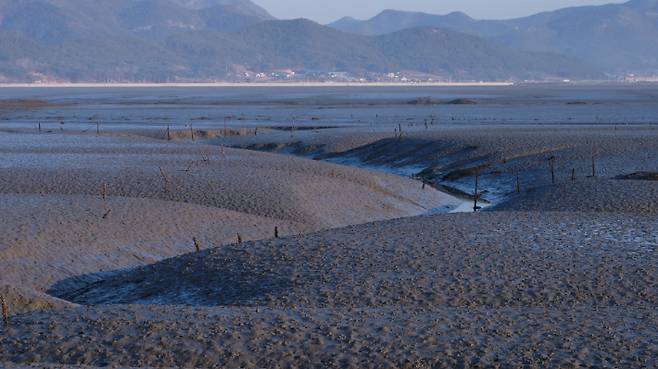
[2,212,656,368]
[1,88,657,368]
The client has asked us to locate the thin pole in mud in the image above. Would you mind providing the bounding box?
[1,295,8,328]
[166,125,171,141]
[591,156,596,177]
[473,174,479,212]
[37,122,41,134]
[96,121,100,135]
[274,226,279,239]
[571,168,576,182]
[190,123,195,141]
[516,173,521,194]
[224,117,228,137]
[193,237,201,253]
[548,156,556,184]
[237,234,243,244]
[101,183,107,200]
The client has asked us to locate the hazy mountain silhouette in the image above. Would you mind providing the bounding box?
[329,0,658,74]
[0,0,603,82]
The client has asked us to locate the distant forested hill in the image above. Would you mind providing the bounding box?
[0,0,602,82]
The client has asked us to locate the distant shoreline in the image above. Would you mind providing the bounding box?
[0,82,515,88]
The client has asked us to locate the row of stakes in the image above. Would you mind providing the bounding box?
[98,179,282,253]
[470,156,598,212]
[33,121,239,140]
[11,122,245,330]
[35,121,102,135]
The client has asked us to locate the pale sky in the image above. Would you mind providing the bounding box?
[254,0,628,24]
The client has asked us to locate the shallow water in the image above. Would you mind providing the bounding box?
[1,84,657,133]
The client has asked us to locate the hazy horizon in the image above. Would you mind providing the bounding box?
[254,0,628,23]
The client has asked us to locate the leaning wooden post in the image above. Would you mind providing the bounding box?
[473,174,480,212]
[1,295,8,328]
[237,234,243,244]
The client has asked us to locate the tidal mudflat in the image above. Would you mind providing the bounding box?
[1,84,656,368]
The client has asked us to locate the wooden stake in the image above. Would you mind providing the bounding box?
[571,168,576,182]
[190,124,195,141]
[96,121,100,135]
[166,125,171,141]
[101,183,107,200]
[237,234,243,244]
[591,156,596,177]
[1,295,8,328]
[193,237,201,253]
[516,173,520,194]
[473,174,479,212]
[38,122,41,134]
[274,226,279,239]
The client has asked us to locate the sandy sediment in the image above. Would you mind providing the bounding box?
[54,212,658,308]
[0,133,455,229]
[0,193,303,315]
[3,305,655,369]
[1,88,657,368]
[493,178,658,214]
[0,131,457,315]
[1,211,655,368]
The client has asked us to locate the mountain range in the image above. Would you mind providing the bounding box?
[0,0,654,83]
[330,0,658,74]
